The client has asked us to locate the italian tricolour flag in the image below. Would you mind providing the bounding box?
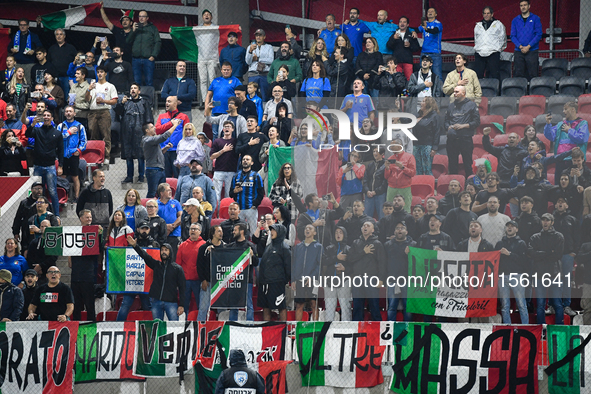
[106,247,156,294]
[406,248,500,318]
[268,146,340,199]
[40,3,101,30]
[170,25,242,63]
[217,322,286,368]
[43,225,100,256]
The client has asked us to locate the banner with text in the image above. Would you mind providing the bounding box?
[106,247,157,294]
[44,226,100,256]
[406,248,500,318]
[210,247,250,309]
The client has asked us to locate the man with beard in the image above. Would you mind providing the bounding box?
[175,159,216,206]
[337,200,373,246]
[26,197,59,250]
[379,194,414,243]
[439,179,461,215]
[117,83,152,183]
[27,266,74,322]
[473,172,512,215]
[509,166,556,215]
[230,155,265,232]
[267,41,303,84]
[384,221,415,321]
[20,269,38,321]
[220,202,249,243]
[442,191,478,245]
[456,220,495,252]
[444,86,480,175]
[479,196,511,246]
[227,223,257,321]
[418,214,455,251]
[12,182,53,250]
[100,6,134,63]
[76,169,113,229]
[26,219,56,281]
[104,47,133,94]
[127,236,185,321]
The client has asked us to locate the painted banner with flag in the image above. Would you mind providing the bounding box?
[210,247,250,308]
[295,321,386,388]
[391,323,541,394]
[40,3,101,30]
[170,25,242,63]
[75,321,143,382]
[0,321,78,394]
[106,247,157,294]
[268,145,340,198]
[547,325,591,394]
[44,225,100,255]
[406,247,500,318]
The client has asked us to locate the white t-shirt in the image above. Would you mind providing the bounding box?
[479,213,511,246]
[468,237,481,253]
[89,81,118,111]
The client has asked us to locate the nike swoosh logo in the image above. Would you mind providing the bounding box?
[275,294,285,306]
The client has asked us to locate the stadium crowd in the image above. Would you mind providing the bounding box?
[2,1,591,325]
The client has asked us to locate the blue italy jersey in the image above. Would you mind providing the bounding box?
[319,28,342,55]
[340,94,375,127]
[419,19,443,53]
[342,23,371,57]
[301,77,331,103]
[231,170,263,210]
[208,76,242,114]
[158,198,182,237]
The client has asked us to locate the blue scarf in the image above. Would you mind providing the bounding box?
[4,67,14,82]
[13,31,32,53]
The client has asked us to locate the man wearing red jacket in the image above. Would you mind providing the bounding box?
[155,96,190,178]
[384,138,416,212]
[176,222,205,316]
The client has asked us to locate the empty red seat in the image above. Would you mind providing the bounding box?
[165,177,178,197]
[537,133,551,152]
[518,95,546,118]
[80,140,105,181]
[431,155,448,179]
[411,195,423,207]
[492,134,509,147]
[411,175,435,199]
[506,114,533,137]
[578,94,591,114]
[478,96,488,116]
[218,197,235,219]
[436,174,465,195]
[257,196,274,218]
[477,115,504,137]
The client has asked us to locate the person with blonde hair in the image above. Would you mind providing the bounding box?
[303,38,329,76]
[412,97,441,175]
[4,67,29,117]
[174,122,204,177]
[115,188,148,233]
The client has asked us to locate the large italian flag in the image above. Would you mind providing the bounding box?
[296,321,386,388]
[547,325,591,393]
[40,3,101,30]
[44,225,100,256]
[268,145,340,199]
[406,247,500,318]
[106,247,156,294]
[217,322,286,368]
[170,25,242,63]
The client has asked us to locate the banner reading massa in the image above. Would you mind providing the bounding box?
[406,248,500,318]
[0,321,78,394]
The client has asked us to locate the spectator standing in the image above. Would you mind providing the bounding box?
[234,85,259,122]
[142,120,176,198]
[439,179,461,215]
[220,202,249,243]
[26,266,74,322]
[418,214,456,251]
[219,31,247,81]
[456,220,495,252]
[442,191,478,245]
[127,236,185,321]
[245,29,274,102]
[292,225,322,321]
[176,159,216,207]
[355,37,383,97]
[115,189,148,233]
[340,79,375,129]
[157,182,183,256]
[69,67,91,128]
[293,192,344,246]
[161,60,196,121]
[105,210,134,247]
[474,7,507,80]
[210,122,238,202]
[30,47,57,86]
[86,65,117,164]
[226,223,257,321]
[230,155,265,232]
[511,0,543,80]
[269,163,303,222]
[482,127,527,186]
[12,182,52,249]
[172,123,204,177]
[418,8,443,79]
[413,97,440,175]
[373,56,406,98]
[509,166,555,215]
[299,61,331,105]
[384,139,416,210]
[145,199,167,245]
[386,16,420,80]
[104,47,134,94]
[473,172,512,215]
[327,47,354,98]
[195,9,218,105]
[58,106,86,202]
[407,55,443,103]
[337,151,365,209]
[5,67,29,118]
[322,227,352,321]
[126,10,161,86]
[26,109,63,215]
[26,197,60,249]
[0,129,26,176]
[442,54,482,101]
[205,96,247,139]
[43,71,64,120]
[176,222,205,315]
[156,96,190,178]
[196,226,225,320]
[26,220,56,282]
[117,83,152,183]
[444,86,480,175]
[20,269,38,321]
[9,19,42,78]
[362,147,387,219]
[378,195,415,244]
[302,38,329,80]
[318,14,342,56]
[384,221,415,321]
[205,62,242,138]
[1,55,17,98]
[100,6,134,63]
[236,117,268,172]
[76,169,113,229]
[268,42,303,85]
[70,210,97,321]
[357,10,411,56]
[3,104,27,145]
[479,196,511,245]
[336,200,372,246]
[341,8,370,58]
[263,87,293,125]
[47,29,77,96]
[180,198,209,241]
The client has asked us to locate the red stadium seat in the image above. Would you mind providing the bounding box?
[518,95,546,118]
[431,155,448,179]
[478,97,488,116]
[537,133,551,152]
[578,113,591,125]
[219,197,234,219]
[165,178,178,197]
[126,311,153,321]
[257,197,274,218]
[547,173,555,184]
[473,135,484,149]
[211,218,225,227]
[433,194,444,201]
[436,174,465,195]
[411,175,435,199]
[492,134,509,147]
[411,195,423,207]
[477,115,504,137]
[578,94,591,114]
[505,114,533,137]
[80,140,105,181]
[96,311,118,321]
[141,198,154,207]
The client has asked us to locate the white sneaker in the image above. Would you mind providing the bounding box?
[104,159,110,165]
[564,306,577,317]
[545,306,555,315]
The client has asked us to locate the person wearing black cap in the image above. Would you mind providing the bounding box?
[529,212,564,324]
[384,220,416,321]
[407,54,443,100]
[495,220,529,324]
[12,181,53,250]
[127,235,186,321]
[417,213,455,251]
[220,31,247,81]
[0,269,24,322]
[442,191,478,245]
[99,4,134,63]
[20,269,38,321]
[214,349,265,394]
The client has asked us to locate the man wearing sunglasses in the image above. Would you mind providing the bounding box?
[27,266,74,322]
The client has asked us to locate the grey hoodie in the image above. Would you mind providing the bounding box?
[142,129,172,169]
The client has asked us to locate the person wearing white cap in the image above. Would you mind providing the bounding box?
[180,198,209,242]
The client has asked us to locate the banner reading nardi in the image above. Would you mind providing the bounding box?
[406,247,500,318]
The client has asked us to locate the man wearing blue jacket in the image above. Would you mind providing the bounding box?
[219,32,246,81]
[161,61,196,121]
[292,224,323,321]
[58,106,87,203]
[511,0,543,80]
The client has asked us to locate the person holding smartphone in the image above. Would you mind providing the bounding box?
[336,151,365,210]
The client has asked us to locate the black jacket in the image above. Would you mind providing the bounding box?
[180,211,210,242]
[413,111,441,149]
[76,183,113,227]
[0,282,24,322]
[378,209,414,244]
[355,51,383,88]
[495,236,529,275]
[444,97,480,139]
[133,244,186,303]
[441,207,478,245]
[25,123,64,167]
[515,211,542,244]
[347,234,386,280]
[326,58,353,97]
[21,283,38,321]
[362,159,388,196]
[196,240,224,284]
[147,215,167,245]
[322,226,352,277]
[384,235,416,277]
[439,191,460,215]
[417,231,456,251]
[553,210,580,255]
[214,350,265,394]
[12,194,54,244]
[258,224,291,285]
[292,189,344,246]
[549,178,584,217]
[528,228,564,275]
[373,70,406,97]
[577,241,591,284]
[337,213,374,246]
[26,237,57,278]
[456,237,495,252]
[510,166,556,215]
[386,32,421,65]
[483,135,528,182]
[220,218,250,244]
